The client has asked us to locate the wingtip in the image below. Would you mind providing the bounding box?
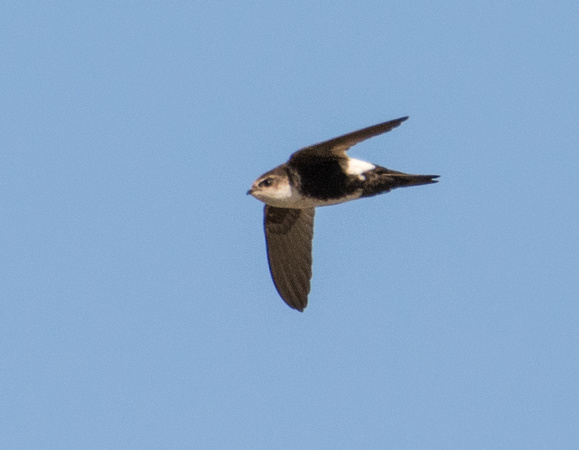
[286,301,306,312]
[391,116,409,127]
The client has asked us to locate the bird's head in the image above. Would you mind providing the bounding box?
[247,167,293,207]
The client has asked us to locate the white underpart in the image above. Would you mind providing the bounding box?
[252,179,311,208]
[346,158,375,180]
[259,181,293,205]
[255,180,327,209]
[271,183,319,208]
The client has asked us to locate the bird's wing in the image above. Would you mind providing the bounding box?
[290,116,408,162]
[264,205,315,312]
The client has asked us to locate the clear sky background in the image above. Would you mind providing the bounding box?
[1,2,578,449]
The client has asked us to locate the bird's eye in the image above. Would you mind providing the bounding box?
[259,178,273,188]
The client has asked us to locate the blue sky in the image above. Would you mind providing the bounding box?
[1,2,578,448]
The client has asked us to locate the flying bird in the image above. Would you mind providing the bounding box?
[247,117,438,311]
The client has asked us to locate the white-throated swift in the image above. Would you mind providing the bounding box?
[248,116,439,311]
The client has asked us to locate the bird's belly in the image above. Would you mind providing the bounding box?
[262,189,363,209]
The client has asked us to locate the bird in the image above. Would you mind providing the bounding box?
[247,116,439,312]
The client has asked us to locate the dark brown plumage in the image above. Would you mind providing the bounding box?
[264,206,315,311]
[248,117,439,311]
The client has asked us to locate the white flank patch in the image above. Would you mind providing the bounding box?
[346,158,375,179]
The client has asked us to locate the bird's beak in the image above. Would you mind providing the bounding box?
[246,188,253,196]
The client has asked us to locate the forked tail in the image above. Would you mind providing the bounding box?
[361,167,439,198]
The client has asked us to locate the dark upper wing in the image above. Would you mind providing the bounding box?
[290,116,408,162]
[264,205,315,312]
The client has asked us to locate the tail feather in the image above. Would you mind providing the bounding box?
[361,167,439,198]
